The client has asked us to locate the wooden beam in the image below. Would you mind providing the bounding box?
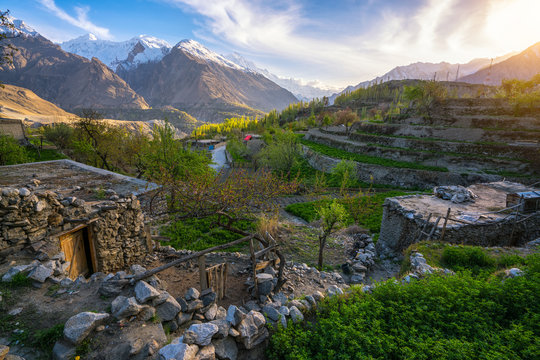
[132,234,254,282]
[254,244,277,259]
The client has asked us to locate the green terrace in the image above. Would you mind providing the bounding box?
[299,138,449,172]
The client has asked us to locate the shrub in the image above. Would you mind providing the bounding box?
[42,123,74,149]
[441,246,496,274]
[0,134,28,165]
[267,256,540,360]
[33,323,64,352]
[331,160,356,191]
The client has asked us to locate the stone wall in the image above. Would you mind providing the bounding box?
[0,119,26,142]
[376,196,540,256]
[302,145,500,189]
[0,186,151,273]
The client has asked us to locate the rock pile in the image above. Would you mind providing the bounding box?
[434,185,477,203]
[343,233,376,284]
[402,252,454,283]
[2,252,73,287]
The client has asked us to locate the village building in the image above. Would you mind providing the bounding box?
[0,159,159,278]
[376,181,540,256]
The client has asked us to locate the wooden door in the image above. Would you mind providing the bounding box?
[60,229,89,279]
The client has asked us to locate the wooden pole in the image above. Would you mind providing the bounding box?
[440,208,451,241]
[198,255,207,291]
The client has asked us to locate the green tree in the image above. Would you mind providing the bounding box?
[316,200,346,269]
[257,130,301,175]
[0,134,27,165]
[331,159,356,194]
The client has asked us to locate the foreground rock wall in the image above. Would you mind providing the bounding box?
[376,195,540,256]
[302,145,500,189]
[0,187,150,272]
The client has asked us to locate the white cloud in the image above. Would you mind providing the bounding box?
[37,0,111,39]
[165,0,540,87]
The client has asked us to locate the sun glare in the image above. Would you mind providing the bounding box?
[485,0,540,51]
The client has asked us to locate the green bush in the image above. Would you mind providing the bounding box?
[0,134,28,165]
[267,255,540,360]
[441,246,496,274]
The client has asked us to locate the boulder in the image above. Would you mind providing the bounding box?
[52,339,76,360]
[204,304,218,321]
[326,285,343,297]
[225,305,245,327]
[213,337,238,360]
[64,312,109,344]
[350,273,364,284]
[195,344,215,360]
[139,306,156,321]
[215,306,227,320]
[112,296,143,319]
[156,296,183,321]
[236,310,267,349]
[177,312,194,326]
[262,305,281,322]
[135,281,160,304]
[187,299,204,313]
[289,306,304,324]
[2,265,31,282]
[28,264,53,283]
[209,319,230,339]
[185,287,200,301]
[278,306,289,318]
[159,338,198,360]
[505,268,523,278]
[99,279,126,297]
[200,289,217,307]
[184,323,219,346]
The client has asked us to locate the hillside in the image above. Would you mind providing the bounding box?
[329,52,516,103]
[118,40,297,122]
[460,42,540,85]
[0,84,75,121]
[0,32,149,110]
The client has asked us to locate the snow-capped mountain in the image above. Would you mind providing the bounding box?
[0,16,39,37]
[61,34,171,71]
[175,40,247,72]
[225,52,341,101]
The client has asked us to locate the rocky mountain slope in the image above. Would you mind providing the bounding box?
[0,21,149,110]
[460,42,540,85]
[118,40,297,120]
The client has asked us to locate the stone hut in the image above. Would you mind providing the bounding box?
[0,159,159,277]
[376,181,540,256]
[0,118,27,143]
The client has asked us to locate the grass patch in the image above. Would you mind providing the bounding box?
[285,191,409,234]
[161,215,254,251]
[25,147,67,162]
[300,138,448,172]
[33,323,65,353]
[402,242,533,277]
[267,253,540,360]
[356,130,507,146]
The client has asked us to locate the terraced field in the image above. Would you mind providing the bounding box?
[303,98,539,189]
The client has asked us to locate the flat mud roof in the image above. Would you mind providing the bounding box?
[392,181,539,224]
[0,159,159,201]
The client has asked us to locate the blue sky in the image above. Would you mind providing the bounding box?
[4,0,540,88]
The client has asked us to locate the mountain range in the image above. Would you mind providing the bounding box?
[328,52,522,103]
[0,19,297,122]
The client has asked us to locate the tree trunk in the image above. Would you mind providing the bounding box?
[318,235,326,270]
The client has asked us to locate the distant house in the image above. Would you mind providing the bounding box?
[0,118,27,143]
